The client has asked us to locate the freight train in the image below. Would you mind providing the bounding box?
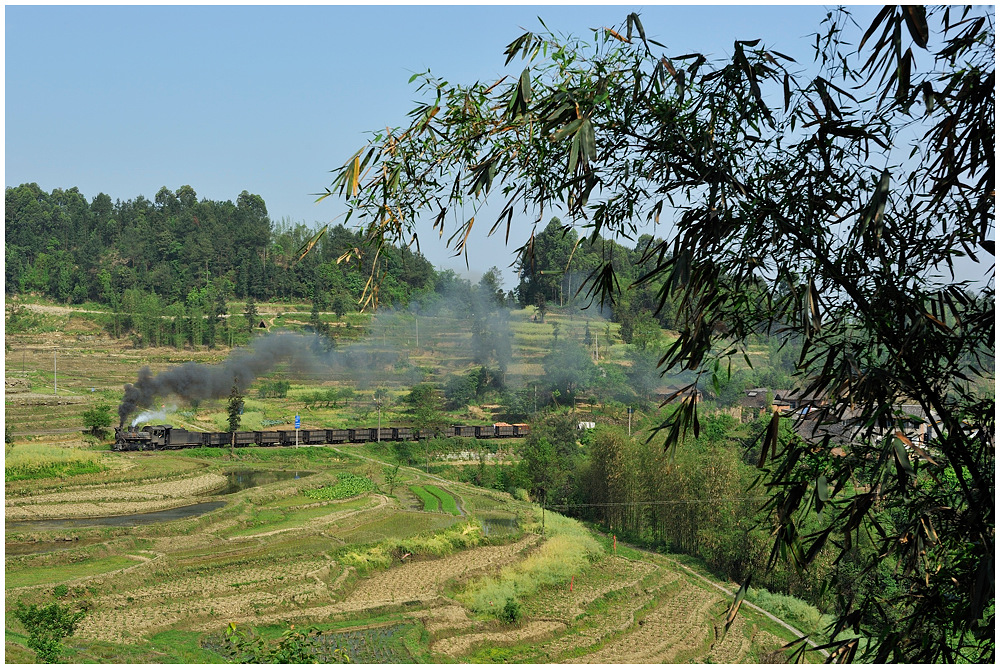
[113,422,530,451]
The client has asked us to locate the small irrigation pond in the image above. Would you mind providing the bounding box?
[5,469,314,554]
[480,512,519,536]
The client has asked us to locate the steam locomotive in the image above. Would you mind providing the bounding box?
[113,422,530,452]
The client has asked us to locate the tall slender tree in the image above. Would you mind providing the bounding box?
[227,380,244,453]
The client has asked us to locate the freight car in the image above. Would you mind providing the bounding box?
[114,422,530,452]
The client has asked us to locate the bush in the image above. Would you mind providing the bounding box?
[744,587,833,639]
[499,597,522,625]
[223,623,349,664]
[256,380,290,399]
[12,600,87,663]
[444,374,477,409]
[340,546,394,573]
[339,522,484,574]
[82,402,114,437]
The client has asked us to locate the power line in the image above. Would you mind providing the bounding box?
[547,497,772,509]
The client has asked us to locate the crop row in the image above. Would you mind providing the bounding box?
[425,485,460,515]
[409,485,440,512]
[316,624,414,663]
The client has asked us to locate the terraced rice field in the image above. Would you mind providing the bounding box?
[5,306,803,664]
[425,485,461,515]
[7,452,806,663]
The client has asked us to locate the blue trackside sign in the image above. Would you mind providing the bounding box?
[295,415,300,429]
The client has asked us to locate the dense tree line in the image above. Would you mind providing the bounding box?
[4,184,436,313]
[515,217,686,337]
[5,185,676,347]
[5,184,707,362]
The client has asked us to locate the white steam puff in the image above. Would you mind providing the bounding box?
[130,404,178,428]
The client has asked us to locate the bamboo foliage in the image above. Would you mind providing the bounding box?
[328,8,993,662]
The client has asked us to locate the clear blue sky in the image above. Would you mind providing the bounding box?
[6,3,877,283]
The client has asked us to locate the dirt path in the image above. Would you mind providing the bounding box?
[18,304,107,316]
[660,555,830,659]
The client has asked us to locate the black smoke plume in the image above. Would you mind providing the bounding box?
[118,332,325,426]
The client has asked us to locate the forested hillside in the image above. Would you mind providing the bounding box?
[5,184,698,349]
[5,183,438,309]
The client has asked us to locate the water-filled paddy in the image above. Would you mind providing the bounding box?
[5,470,315,548]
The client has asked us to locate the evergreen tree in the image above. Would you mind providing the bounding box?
[243,296,258,334]
[227,380,244,453]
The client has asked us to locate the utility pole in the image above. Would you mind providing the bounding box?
[541,490,546,536]
[415,316,419,348]
[53,350,57,395]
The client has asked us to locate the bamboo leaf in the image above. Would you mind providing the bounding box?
[295,225,328,263]
[896,47,913,105]
[759,410,779,468]
[519,67,533,104]
[859,5,895,51]
[605,28,630,44]
[817,474,830,502]
[723,574,751,637]
[568,133,580,175]
[901,5,929,49]
[580,118,596,163]
[893,435,916,483]
[349,155,360,197]
[551,118,583,142]
[807,278,821,332]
